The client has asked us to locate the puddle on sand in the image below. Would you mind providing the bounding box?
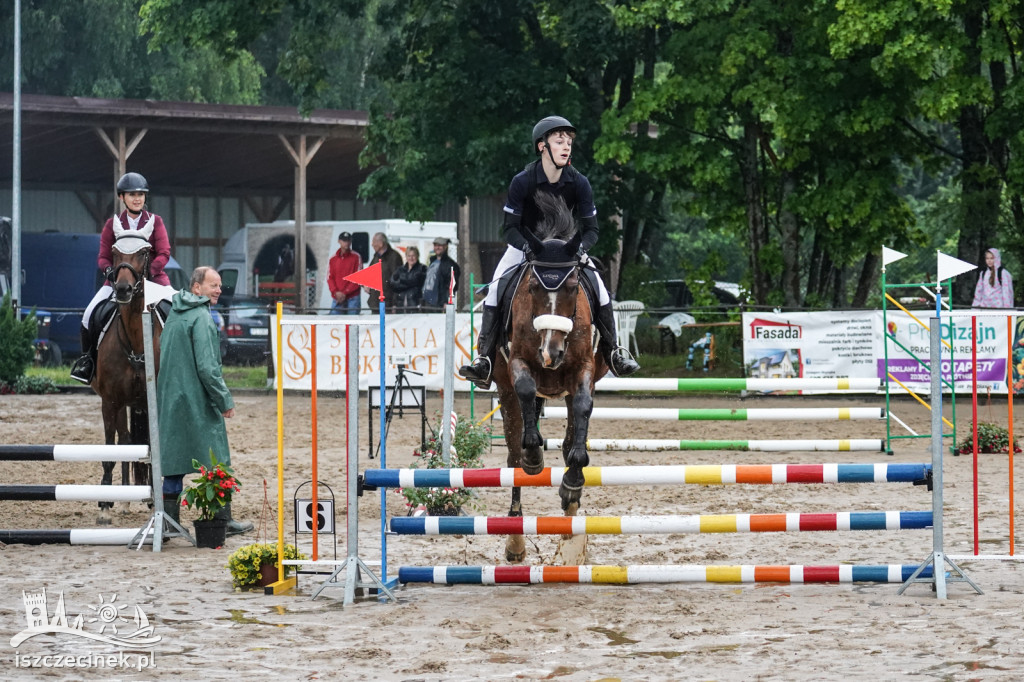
[588,627,639,646]
[219,609,289,627]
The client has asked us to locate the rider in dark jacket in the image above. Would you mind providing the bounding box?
[458,116,639,388]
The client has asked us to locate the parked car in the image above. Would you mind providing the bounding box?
[215,297,272,365]
[642,278,744,311]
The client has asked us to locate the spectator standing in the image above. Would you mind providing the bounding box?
[973,247,1014,308]
[367,232,403,313]
[422,237,461,309]
[389,246,427,310]
[327,232,362,314]
[157,266,252,535]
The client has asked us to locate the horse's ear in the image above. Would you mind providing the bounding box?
[136,215,156,240]
[568,232,582,256]
[111,215,126,239]
[523,229,543,256]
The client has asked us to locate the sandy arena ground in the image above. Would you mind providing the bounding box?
[1,388,1022,681]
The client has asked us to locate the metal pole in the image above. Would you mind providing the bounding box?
[11,0,22,314]
[442,301,456,465]
[929,320,947,598]
[346,324,360,604]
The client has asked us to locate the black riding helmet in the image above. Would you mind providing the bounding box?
[532,116,576,168]
[116,172,149,195]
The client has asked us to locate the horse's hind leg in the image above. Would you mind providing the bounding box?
[505,486,526,563]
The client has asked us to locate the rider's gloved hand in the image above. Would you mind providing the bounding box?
[522,243,534,261]
[104,266,114,282]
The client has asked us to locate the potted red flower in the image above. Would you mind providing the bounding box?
[180,451,241,549]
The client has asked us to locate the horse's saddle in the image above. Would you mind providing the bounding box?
[91,298,172,351]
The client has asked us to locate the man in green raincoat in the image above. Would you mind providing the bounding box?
[157,266,252,535]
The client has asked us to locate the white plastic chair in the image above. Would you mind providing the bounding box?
[612,300,644,356]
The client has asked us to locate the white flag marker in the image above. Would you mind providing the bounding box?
[882,246,907,267]
[936,251,977,281]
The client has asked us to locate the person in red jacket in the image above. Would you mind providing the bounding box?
[71,172,174,384]
[327,232,363,314]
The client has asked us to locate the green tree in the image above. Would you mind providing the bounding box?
[0,0,264,104]
[0,294,37,385]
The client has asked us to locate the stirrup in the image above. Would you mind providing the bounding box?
[609,347,640,377]
[459,356,492,388]
[70,355,94,385]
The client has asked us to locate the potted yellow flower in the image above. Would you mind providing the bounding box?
[227,543,307,589]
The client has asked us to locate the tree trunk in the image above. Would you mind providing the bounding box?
[778,171,800,307]
[852,252,880,308]
[740,121,770,304]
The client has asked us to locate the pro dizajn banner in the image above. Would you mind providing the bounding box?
[741,311,1019,394]
[270,313,478,391]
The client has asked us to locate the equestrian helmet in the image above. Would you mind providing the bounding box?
[532,116,576,149]
[116,172,149,194]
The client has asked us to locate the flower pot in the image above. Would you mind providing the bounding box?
[193,518,228,549]
[427,503,461,517]
[256,562,279,587]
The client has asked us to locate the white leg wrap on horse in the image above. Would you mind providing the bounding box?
[534,315,574,333]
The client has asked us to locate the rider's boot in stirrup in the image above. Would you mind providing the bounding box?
[595,302,640,377]
[70,325,95,385]
[459,305,499,389]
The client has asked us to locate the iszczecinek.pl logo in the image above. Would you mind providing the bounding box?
[11,588,161,651]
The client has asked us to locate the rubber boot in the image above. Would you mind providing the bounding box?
[162,493,180,526]
[70,326,95,385]
[595,303,640,377]
[458,305,499,389]
[216,503,254,536]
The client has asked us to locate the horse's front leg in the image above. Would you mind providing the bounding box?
[97,402,121,524]
[559,384,593,512]
[511,360,543,474]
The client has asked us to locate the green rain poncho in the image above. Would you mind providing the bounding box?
[157,289,234,477]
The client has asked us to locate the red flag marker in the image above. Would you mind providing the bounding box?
[344,262,384,300]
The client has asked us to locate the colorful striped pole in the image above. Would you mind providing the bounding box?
[540,406,885,421]
[398,564,933,585]
[0,444,149,461]
[0,484,151,502]
[543,438,885,452]
[362,463,930,489]
[593,377,882,393]
[391,511,933,536]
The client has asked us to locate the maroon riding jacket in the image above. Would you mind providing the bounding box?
[97,210,172,286]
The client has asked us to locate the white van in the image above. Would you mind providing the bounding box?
[216,220,458,311]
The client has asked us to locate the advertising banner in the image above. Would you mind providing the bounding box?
[270,313,478,391]
[741,310,1019,394]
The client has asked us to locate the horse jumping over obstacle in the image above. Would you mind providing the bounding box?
[492,192,607,562]
[90,221,161,524]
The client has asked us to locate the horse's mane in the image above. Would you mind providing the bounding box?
[533,191,575,241]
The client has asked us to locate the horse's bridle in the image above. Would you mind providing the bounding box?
[110,239,152,304]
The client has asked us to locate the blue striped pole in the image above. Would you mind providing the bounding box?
[390,511,933,536]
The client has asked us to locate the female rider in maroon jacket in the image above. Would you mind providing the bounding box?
[70,172,174,384]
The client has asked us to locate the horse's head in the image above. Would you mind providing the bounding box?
[110,215,154,304]
[525,261,580,369]
[518,192,587,370]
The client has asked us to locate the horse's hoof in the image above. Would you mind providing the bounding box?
[505,537,527,563]
[522,450,545,475]
[559,483,583,511]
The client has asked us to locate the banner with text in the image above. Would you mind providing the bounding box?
[741,310,1019,394]
[270,313,478,391]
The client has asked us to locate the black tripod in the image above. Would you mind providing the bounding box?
[369,364,433,459]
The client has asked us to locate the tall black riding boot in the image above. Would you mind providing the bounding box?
[70,325,95,384]
[162,493,181,525]
[595,303,640,377]
[458,305,499,389]
[215,503,254,536]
